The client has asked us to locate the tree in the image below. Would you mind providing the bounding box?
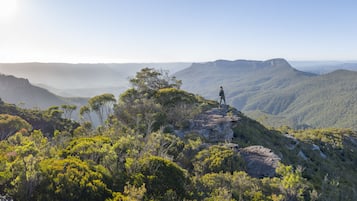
[61,136,112,164]
[61,104,77,120]
[115,95,162,135]
[111,183,146,201]
[115,68,185,135]
[0,114,32,140]
[80,105,93,125]
[44,106,63,120]
[129,68,182,97]
[195,171,263,201]
[155,88,199,128]
[88,93,116,125]
[1,130,48,201]
[143,131,184,160]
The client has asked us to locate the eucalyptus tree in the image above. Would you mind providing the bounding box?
[88,93,116,125]
[61,104,77,120]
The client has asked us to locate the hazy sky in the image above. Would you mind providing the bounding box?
[1,0,356,63]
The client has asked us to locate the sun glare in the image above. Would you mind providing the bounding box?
[0,0,18,21]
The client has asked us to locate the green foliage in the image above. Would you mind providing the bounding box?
[37,157,112,201]
[130,67,182,96]
[231,114,293,163]
[61,104,77,119]
[0,114,32,140]
[61,136,112,163]
[116,97,163,135]
[155,88,196,106]
[114,68,204,135]
[128,155,188,200]
[0,100,79,137]
[275,163,308,201]
[195,171,283,201]
[287,128,357,200]
[144,131,184,160]
[79,105,92,124]
[193,145,245,175]
[0,130,48,201]
[176,133,204,171]
[2,68,357,200]
[155,88,201,129]
[111,183,146,201]
[291,128,352,149]
[87,93,116,125]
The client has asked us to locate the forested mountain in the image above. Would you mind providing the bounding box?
[0,62,191,97]
[175,59,357,130]
[1,68,356,201]
[0,74,87,109]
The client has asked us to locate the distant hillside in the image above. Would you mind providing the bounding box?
[175,59,357,130]
[275,70,357,129]
[175,58,315,110]
[290,61,357,74]
[0,62,191,97]
[0,74,87,109]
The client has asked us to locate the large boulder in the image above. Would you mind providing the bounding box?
[240,145,281,178]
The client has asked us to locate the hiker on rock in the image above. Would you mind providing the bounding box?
[219,86,226,106]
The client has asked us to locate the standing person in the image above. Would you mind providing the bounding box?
[219,86,226,106]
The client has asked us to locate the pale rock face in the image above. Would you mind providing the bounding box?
[298,150,308,160]
[312,144,327,159]
[182,107,240,142]
[240,145,281,178]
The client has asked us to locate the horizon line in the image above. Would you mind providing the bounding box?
[1,58,357,64]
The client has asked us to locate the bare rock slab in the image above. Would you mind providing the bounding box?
[240,145,281,178]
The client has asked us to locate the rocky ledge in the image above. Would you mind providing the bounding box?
[187,106,240,142]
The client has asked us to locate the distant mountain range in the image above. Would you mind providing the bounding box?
[0,74,87,109]
[0,62,191,97]
[290,61,357,74]
[175,59,357,130]
[1,59,356,130]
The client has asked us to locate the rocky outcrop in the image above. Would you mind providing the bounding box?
[177,106,281,178]
[184,106,240,142]
[284,133,328,160]
[240,145,281,178]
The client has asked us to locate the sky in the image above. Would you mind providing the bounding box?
[0,0,357,63]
